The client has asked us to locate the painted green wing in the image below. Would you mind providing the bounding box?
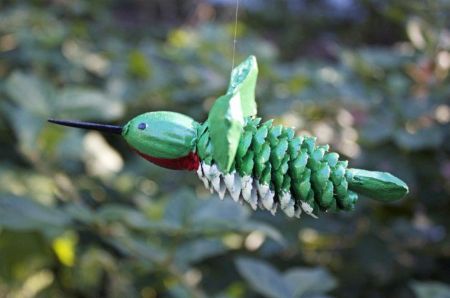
[207,55,259,173]
[227,55,258,117]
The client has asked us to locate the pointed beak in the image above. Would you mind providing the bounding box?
[48,119,123,135]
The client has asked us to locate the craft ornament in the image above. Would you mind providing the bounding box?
[49,56,409,218]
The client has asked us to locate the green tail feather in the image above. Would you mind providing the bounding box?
[346,168,409,202]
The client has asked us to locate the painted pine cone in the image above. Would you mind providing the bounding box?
[196,117,358,218]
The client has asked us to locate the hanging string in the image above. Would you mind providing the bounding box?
[231,0,240,70]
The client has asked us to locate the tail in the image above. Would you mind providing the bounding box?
[346,168,409,202]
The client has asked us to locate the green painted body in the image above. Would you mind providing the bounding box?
[49,55,409,218]
[122,111,198,159]
[197,117,359,213]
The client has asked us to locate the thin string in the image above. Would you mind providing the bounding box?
[231,0,240,70]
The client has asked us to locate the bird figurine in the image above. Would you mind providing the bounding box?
[49,56,408,219]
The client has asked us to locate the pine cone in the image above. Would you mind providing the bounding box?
[196,117,358,218]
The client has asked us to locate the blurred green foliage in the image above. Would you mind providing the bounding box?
[0,0,449,297]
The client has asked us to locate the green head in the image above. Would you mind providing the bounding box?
[48,111,199,169]
[122,111,198,159]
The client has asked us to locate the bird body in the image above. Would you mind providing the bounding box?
[49,55,408,219]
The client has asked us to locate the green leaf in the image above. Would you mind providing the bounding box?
[56,88,124,121]
[235,257,294,298]
[283,267,337,297]
[227,55,259,117]
[0,194,70,236]
[164,189,199,228]
[410,281,450,298]
[4,72,54,116]
[174,239,227,267]
[106,235,166,263]
[63,203,96,225]
[191,198,248,231]
[207,92,244,172]
[96,204,153,230]
[0,231,51,282]
[1,103,44,156]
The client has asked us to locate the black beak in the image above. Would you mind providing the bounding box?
[48,119,123,135]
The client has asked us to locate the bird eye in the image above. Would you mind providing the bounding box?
[138,123,147,130]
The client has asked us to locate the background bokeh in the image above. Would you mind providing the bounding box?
[1,0,449,297]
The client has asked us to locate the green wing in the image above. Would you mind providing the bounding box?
[227,55,258,117]
[207,55,259,173]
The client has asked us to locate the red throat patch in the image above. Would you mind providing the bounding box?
[133,149,199,171]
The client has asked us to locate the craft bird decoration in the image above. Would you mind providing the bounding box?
[49,56,408,219]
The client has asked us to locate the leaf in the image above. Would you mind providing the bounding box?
[63,203,96,225]
[1,103,44,156]
[191,198,248,231]
[106,235,166,263]
[164,189,199,228]
[0,194,70,236]
[283,267,337,297]
[410,281,450,298]
[4,72,54,116]
[174,239,227,267]
[56,88,124,121]
[0,231,51,282]
[240,220,285,245]
[96,204,153,230]
[235,257,294,298]
[207,92,244,172]
[227,55,259,117]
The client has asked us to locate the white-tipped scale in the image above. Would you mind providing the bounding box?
[282,200,295,217]
[197,163,318,219]
[301,201,318,218]
[256,181,269,198]
[249,188,258,210]
[211,172,226,199]
[241,175,253,203]
[279,191,292,209]
[224,172,241,202]
[261,189,274,210]
[270,202,279,215]
[197,164,210,189]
